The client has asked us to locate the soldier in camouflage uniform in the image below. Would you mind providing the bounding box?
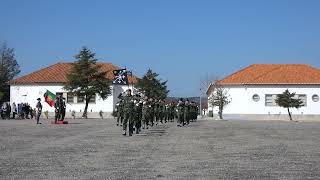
[154,100,160,125]
[148,98,155,127]
[184,99,190,125]
[116,99,124,126]
[164,103,169,123]
[171,102,176,122]
[54,95,63,123]
[159,100,166,123]
[177,98,184,127]
[142,96,149,129]
[189,102,195,122]
[119,89,135,136]
[133,95,143,134]
[191,102,199,122]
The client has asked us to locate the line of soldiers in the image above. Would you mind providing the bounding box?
[115,89,199,136]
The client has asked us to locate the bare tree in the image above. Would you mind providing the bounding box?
[200,73,219,95]
[199,73,219,116]
[208,83,231,119]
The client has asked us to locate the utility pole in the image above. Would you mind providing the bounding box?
[199,88,202,117]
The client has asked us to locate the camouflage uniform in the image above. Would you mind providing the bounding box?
[164,104,169,123]
[169,103,175,122]
[119,91,135,136]
[133,98,143,134]
[184,100,190,125]
[147,98,155,127]
[54,96,63,123]
[177,100,185,126]
[142,97,149,129]
[159,101,165,123]
[154,100,160,125]
[116,100,124,126]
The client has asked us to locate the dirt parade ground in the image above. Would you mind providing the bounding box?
[1,118,320,180]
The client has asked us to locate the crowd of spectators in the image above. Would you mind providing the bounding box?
[0,102,36,119]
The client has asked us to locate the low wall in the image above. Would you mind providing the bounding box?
[209,114,320,121]
[40,112,114,119]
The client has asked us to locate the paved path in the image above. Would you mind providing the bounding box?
[1,118,320,180]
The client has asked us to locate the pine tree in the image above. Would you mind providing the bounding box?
[0,42,20,101]
[135,69,169,99]
[64,47,111,118]
[275,89,303,121]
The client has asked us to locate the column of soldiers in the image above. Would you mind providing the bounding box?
[116,89,199,136]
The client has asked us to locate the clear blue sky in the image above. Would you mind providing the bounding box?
[1,0,320,97]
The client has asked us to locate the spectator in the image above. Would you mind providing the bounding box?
[12,102,17,119]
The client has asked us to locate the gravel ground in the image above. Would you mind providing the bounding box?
[1,118,320,180]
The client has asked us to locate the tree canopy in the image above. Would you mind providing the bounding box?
[0,42,20,101]
[64,47,111,118]
[275,89,303,121]
[208,84,231,119]
[135,69,169,99]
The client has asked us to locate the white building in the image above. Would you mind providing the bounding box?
[207,64,320,120]
[9,62,138,118]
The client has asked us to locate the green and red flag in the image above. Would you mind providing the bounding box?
[44,90,56,107]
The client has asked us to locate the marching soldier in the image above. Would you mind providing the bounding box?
[164,103,169,123]
[119,89,135,136]
[116,99,124,126]
[133,94,143,134]
[147,98,155,127]
[159,100,165,123]
[177,98,184,127]
[184,99,190,125]
[154,99,160,125]
[142,96,149,129]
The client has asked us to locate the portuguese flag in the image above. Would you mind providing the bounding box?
[44,90,56,107]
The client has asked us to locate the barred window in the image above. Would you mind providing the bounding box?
[265,94,276,106]
[67,93,75,104]
[296,94,307,107]
[89,94,96,104]
[265,94,307,107]
[77,95,85,103]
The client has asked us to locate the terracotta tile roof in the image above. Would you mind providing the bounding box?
[10,62,139,85]
[218,64,320,85]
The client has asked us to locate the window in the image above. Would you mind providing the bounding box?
[252,94,260,102]
[67,93,74,103]
[296,94,307,107]
[265,94,307,107]
[265,94,276,106]
[77,95,85,103]
[312,94,319,102]
[89,94,96,104]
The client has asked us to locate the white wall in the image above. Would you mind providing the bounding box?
[10,84,132,113]
[208,85,320,115]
